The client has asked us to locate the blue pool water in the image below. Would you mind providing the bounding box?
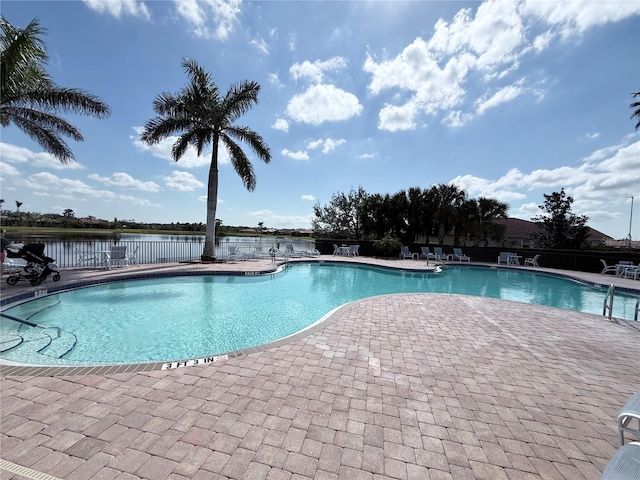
[1,263,638,366]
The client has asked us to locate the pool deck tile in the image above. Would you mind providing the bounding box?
[1,256,640,479]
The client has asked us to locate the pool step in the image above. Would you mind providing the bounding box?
[0,327,77,360]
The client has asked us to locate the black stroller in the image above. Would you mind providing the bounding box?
[6,243,61,286]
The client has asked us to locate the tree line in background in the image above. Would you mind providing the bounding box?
[314,185,594,250]
[313,184,509,246]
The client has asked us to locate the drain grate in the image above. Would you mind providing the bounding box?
[0,459,63,480]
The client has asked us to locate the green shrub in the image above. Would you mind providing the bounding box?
[373,235,402,257]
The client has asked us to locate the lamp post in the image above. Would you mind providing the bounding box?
[627,195,634,247]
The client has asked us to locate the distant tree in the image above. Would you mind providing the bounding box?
[15,200,22,212]
[531,189,590,249]
[63,208,74,217]
[433,184,466,244]
[464,197,508,246]
[631,90,640,130]
[141,58,271,261]
[0,16,110,163]
[313,186,368,239]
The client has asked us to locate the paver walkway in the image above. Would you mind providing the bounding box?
[1,258,640,479]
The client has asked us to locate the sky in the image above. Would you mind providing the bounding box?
[0,0,639,240]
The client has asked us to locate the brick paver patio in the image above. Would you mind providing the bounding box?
[1,258,639,479]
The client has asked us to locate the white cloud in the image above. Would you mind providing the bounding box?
[83,0,150,20]
[301,194,315,201]
[88,172,160,192]
[286,84,362,125]
[475,83,524,115]
[0,142,85,170]
[271,118,289,132]
[268,73,284,88]
[249,209,313,228]
[251,37,269,55]
[357,153,375,159]
[364,0,640,131]
[281,149,309,161]
[452,139,640,222]
[378,102,418,132]
[174,0,242,40]
[163,171,205,191]
[290,56,347,83]
[307,138,346,154]
[521,0,640,38]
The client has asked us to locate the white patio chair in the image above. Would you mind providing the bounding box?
[623,265,639,280]
[524,254,540,267]
[126,246,140,266]
[332,244,340,255]
[600,259,617,275]
[600,442,640,480]
[109,246,129,269]
[618,391,640,446]
[75,247,98,267]
[228,245,241,263]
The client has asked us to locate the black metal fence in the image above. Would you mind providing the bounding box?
[315,239,640,273]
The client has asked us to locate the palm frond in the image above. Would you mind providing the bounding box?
[223,135,256,191]
[1,16,110,161]
[11,114,74,162]
[226,125,271,163]
[631,91,640,130]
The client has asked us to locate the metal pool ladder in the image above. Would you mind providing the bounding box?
[603,284,615,320]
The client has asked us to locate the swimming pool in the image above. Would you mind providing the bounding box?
[1,263,638,366]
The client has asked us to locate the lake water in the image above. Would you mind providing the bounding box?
[6,234,315,267]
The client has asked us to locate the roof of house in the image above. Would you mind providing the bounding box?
[495,217,612,240]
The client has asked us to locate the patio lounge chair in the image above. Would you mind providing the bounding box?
[420,246,436,261]
[618,391,640,446]
[433,247,449,261]
[399,246,414,259]
[600,442,640,480]
[600,259,617,275]
[524,254,540,267]
[452,248,470,262]
[333,244,340,255]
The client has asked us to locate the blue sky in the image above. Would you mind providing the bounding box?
[1,0,639,240]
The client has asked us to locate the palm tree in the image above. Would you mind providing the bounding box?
[15,200,22,213]
[465,197,508,246]
[631,91,640,130]
[1,16,110,163]
[433,184,467,244]
[141,58,271,261]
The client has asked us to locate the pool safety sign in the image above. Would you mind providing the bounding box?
[162,354,228,370]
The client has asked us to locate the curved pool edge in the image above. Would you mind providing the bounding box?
[1,258,638,376]
[0,292,361,377]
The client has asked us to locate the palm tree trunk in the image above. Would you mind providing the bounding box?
[202,140,219,261]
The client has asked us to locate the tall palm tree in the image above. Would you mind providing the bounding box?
[434,184,466,244]
[1,16,111,163]
[631,91,640,130]
[141,58,271,261]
